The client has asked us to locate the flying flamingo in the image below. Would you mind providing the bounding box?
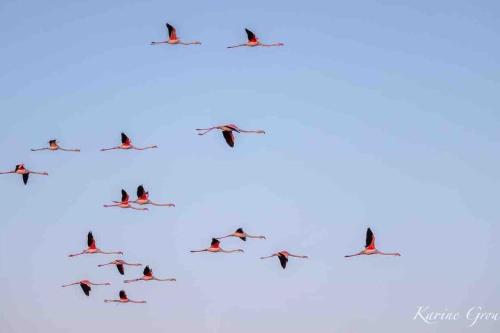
[150,23,201,46]
[260,251,308,269]
[98,259,142,275]
[105,290,146,304]
[133,185,175,207]
[100,133,158,152]
[190,238,244,254]
[61,280,110,296]
[227,28,284,48]
[124,265,176,283]
[104,189,148,211]
[0,164,48,185]
[216,228,266,241]
[68,232,123,257]
[344,228,401,258]
[196,124,265,147]
[31,139,80,152]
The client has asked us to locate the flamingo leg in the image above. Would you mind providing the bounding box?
[90,282,111,286]
[99,250,123,255]
[59,147,81,152]
[375,250,401,256]
[260,43,284,47]
[150,202,175,207]
[129,299,147,304]
[131,145,158,151]
[247,235,266,239]
[220,249,244,253]
[28,171,48,175]
[179,41,201,45]
[153,277,176,282]
[288,254,308,259]
[129,206,149,211]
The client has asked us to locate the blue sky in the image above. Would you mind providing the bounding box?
[0,1,499,332]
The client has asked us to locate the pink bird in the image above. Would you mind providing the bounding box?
[150,23,201,46]
[0,164,48,185]
[68,232,123,257]
[124,265,176,283]
[196,124,265,147]
[100,132,158,151]
[98,259,142,275]
[61,280,110,296]
[216,228,266,241]
[227,28,284,48]
[104,189,148,211]
[31,139,80,152]
[190,238,244,254]
[344,228,401,258]
[104,290,146,304]
[133,185,175,207]
[260,251,308,269]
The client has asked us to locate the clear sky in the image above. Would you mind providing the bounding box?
[0,1,499,332]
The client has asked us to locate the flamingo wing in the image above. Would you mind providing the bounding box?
[49,139,57,146]
[222,131,235,147]
[143,265,152,277]
[121,132,131,145]
[366,228,375,249]
[166,23,177,40]
[22,173,29,185]
[211,238,220,248]
[116,263,125,275]
[278,253,288,269]
[137,185,145,198]
[119,290,127,300]
[245,28,257,42]
[121,189,129,202]
[15,164,21,171]
[80,282,91,296]
[87,232,95,248]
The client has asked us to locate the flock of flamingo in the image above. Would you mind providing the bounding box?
[2,23,401,305]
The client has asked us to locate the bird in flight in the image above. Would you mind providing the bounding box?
[344,228,401,258]
[104,189,149,211]
[196,124,265,147]
[260,251,308,269]
[133,185,175,207]
[0,164,48,185]
[100,133,158,151]
[31,139,80,152]
[227,28,284,48]
[105,290,146,304]
[68,232,123,257]
[190,238,244,254]
[150,23,201,46]
[98,259,142,275]
[61,280,110,296]
[124,265,176,283]
[216,228,266,241]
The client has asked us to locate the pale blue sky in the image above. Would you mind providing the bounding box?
[1,1,499,332]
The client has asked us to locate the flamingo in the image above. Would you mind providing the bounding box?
[105,290,146,304]
[227,28,284,48]
[133,185,175,207]
[0,164,48,185]
[190,238,244,254]
[104,189,148,211]
[124,265,176,283]
[216,228,266,241]
[31,139,80,152]
[68,232,123,257]
[260,251,308,269]
[151,23,201,46]
[196,124,265,147]
[100,133,158,151]
[98,259,142,275]
[344,228,401,258]
[61,280,110,296]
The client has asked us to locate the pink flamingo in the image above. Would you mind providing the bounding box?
[345,228,401,258]
[190,238,244,254]
[31,139,80,152]
[227,28,284,48]
[68,232,123,257]
[105,290,146,304]
[260,251,308,269]
[133,185,175,207]
[0,164,48,185]
[150,23,201,46]
[100,133,158,151]
[124,265,176,283]
[104,189,148,211]
[196,124,265,147]
[61,280,110,296]
[98,259,142,275]
[216,228,266,241]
